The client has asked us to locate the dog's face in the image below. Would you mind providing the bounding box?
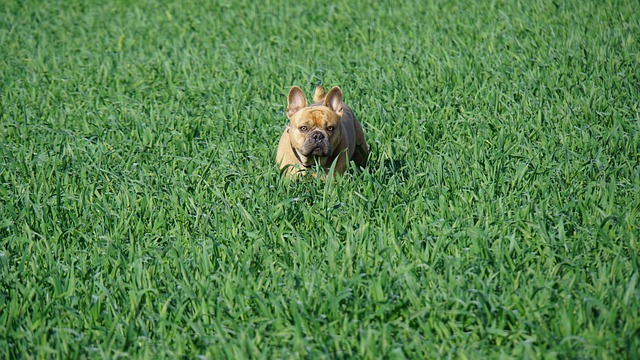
[286,86,344,167]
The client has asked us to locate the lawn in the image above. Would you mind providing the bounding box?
[1,0,639,358]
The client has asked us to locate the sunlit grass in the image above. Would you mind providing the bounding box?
[1,0,639,358]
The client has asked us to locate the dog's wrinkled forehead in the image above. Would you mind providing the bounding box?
[296,107,339,127]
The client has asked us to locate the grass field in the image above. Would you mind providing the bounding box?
[1,0,639,358]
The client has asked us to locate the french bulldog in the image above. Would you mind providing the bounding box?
[276,85,368,176]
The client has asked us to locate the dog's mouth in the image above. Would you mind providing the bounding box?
[301,145,331,158]
[308,147,330,157]
[296,138,333,168]
[295,145,332,168]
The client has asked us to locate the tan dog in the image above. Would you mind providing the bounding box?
[276,85,368,176]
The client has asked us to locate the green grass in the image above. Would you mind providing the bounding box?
[1,0,639,358]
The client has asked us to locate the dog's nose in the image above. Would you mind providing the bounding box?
[312,131,325,142]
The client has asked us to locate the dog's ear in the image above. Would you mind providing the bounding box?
[324,86,343,116]
[287,86,307,118]
[313,85,326,102]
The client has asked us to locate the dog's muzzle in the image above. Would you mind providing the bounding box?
[301,131,332,157]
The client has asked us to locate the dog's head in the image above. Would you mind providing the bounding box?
[286,86,344,167]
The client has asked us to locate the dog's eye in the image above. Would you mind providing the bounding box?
[327,126,334,131]
[299,126,308,132]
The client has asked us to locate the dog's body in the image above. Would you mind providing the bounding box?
[276,85,368,176]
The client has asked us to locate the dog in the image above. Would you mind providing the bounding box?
[276,85,368,176]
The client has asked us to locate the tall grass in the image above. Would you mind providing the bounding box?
[1,0,639,358]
